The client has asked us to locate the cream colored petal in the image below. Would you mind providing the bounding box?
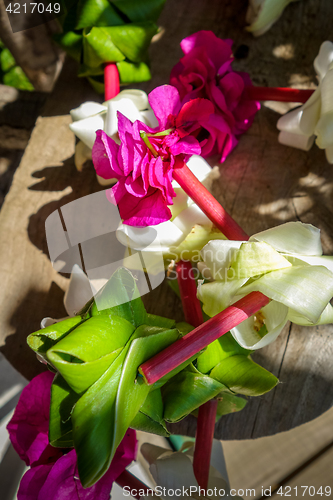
[231,300,288,349]
[197,279,248,317]
[105,98,144,139]
[117,221,184,253]
[106,89,149,111]
[96,175,116,186]
[315,64,333,149]
[246,0,298,37]
[140,109,159,128]
[201,240,243,280]
[325,144,333,163]
[288,302,333,325]
[314,41,333,82]
[70,102,106,121]
[250,221,323,256]
[69,114,106,149]
[172,155,212,189]
[278,130,315,151]
[277,87,321,137]
[173,205,212,235]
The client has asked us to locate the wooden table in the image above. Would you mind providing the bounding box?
[1,0,332,440]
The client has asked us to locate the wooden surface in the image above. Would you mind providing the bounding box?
[1,0,333,439]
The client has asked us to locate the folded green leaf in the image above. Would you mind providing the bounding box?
[210,355,278,396]
[117,60,151,84]
[196,332,251,374]
[76,0,125,30]
[113,0,166,23]
[27,316,84,354]
[49,374,80,448]
[131,388,169,436]
[162,368,225,422]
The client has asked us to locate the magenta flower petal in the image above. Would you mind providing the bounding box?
[176,98,215,128]
[7,372,61,466]
[92,131,122,179]
[121,188,172,226]
[148,85,181,129]
[180,31,233,71]
[169,136,201,156]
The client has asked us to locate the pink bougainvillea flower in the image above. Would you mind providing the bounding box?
[92,84,214,227]
[7,372,137,500]
[170,30,260,161]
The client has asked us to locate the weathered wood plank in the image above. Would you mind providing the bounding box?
[0,0,333,438]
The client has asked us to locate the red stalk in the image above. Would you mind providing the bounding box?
[140,291,270,384]
[193,400,218,490]
[176,260,203,327]
[116,470,153,498]
[244,86,314,103]
[104,63,120,101]
[173,164,248,241]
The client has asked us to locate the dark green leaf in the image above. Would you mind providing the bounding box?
[117,60,151,84]
[76,0,125,29]
[112,0,166,23]
[196,332,251,374]
[162,369,225,422]
[131,411,169,436]
[210,355,279,397]
[54,31,83,62]
[49,374,80,447]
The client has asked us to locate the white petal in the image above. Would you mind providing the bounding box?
[325,144,333,163]
[277,87,321,137]
[250,221,323,255]
[172,205,212,237]
[107,89,149,111]
[64,264,94,316]
[315,65,333,148]
[278,130,315,151]
[69,114,106,149]
[246,0,297,37]
[288,302,333,325]
[201,240,243,280]
[41,317,58,328]
[231,300,288,350]
[197,279,248,317]
[105,98,144,139]
[240,265,333,323]
[172,155,212,189]
[283,254,333,274]
[116,221,184,253]
[140,109,159,128]
[314,41,333,82]
[70,102,106,121]
[150,453,198,494]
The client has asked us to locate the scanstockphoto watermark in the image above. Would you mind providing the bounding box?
[122,485,257,498]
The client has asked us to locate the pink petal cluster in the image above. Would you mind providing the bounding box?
[170,30,260,161]
[92,85,214,226]
[7,372,137,500]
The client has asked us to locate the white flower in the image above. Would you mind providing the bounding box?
[140,441,242,500]
[246,0,300,37]
[277,41,333,163]
[198,222,333,350]
[116,155,223,267]
[69,90,158,179]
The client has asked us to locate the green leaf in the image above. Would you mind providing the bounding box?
[191,391,247,418]
[103,22,157,62]
[162,369,225,422]
[76,0,125,29]
[47,315,135,392]
[131,410,169,436]
[210,355,278,397]
[49,374,80,447]
[72,349,126,488]
[53,31,83,62]
[90,268,148,327]
[131,388,169,436]
[117,60,151,84]
[0,48,15,72]
[27,316,84,354]
[112,326,180,459]
[146,313,176,329]
[112,0,166,23]
[3,66,34,91]
[83,26,125,68]
[196,332,251,374]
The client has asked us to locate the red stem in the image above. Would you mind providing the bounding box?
[116,470,153,499]
[176,260,203,327]
[140,291,270,384]
[193,400,218,490]
[104,63,120,101]
[244,86,314,103]
[173,164,248,241]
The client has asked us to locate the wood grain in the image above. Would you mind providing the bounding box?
[0,0,333,438]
